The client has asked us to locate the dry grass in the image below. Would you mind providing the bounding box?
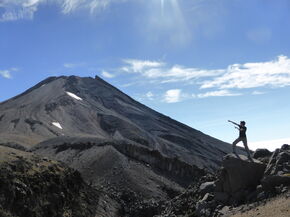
[230,195,290,217]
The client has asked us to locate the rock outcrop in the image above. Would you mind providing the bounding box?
[214,154,266,203]
[155,145,290,217]
[0,146,99,217]
[262,144,290,190]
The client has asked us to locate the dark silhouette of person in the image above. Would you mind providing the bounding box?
[228,120,252,160]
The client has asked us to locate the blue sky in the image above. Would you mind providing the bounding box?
[1,0,290,151]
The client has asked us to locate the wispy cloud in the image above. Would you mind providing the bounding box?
[196,90,241,98]
[201,55,290,89]
[252,90,265,95]
[0,68,17,79]
[63,62,85,69]
[145,91,154,100]
[119,55,290,102]
[121,56,290,91]
[101,70,115,78]
[121,59,222,83]
[122,59,165,73]
[0,0,39,21]
[0,0,120,22]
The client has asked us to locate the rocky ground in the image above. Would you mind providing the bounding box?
[153,144,290,217]
[0,142,289,217]
[0,146,101,217]
[0,139,290,217]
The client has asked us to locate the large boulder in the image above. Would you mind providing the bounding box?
[215,154,266,202]
[262,145,290,190]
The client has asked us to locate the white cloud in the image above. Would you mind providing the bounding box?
[61,0,115,14]
[0,70,12,79]
[122,55,290,90]
[0,0,121,21]
[119,55,290,100]
[0,68,18,79]
[122,59,165,73]
[250,137,290,152]
[201,55,290,89]
[101,70,115,78]
[121,59,222,83]
[163,89,182,103]
[0,0,42,21]
[197,90,241,98]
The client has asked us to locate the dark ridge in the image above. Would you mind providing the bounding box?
[34,138,206,187]
[0,76,60,104]
[112,141,206,186]
[0,142,27,151]
[0,114,4,122]
[55,142,99,154]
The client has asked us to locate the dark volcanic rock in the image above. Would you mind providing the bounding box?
[215,154,266,195]
[253,148,272,159]
[0,146,99,217]
[262,145,290,190]
[32,137,193,216]
[155,146,290,217]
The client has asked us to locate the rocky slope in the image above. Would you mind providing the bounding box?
[0,145,105,217]
[31,137,196,216]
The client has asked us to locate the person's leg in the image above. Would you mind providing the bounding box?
[242,137,252,160]
[232,138,241,153]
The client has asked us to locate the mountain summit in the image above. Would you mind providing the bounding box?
[0,75,234,171]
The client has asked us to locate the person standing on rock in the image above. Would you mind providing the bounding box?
[228,120,252,160]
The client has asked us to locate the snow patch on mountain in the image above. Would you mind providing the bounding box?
[52,122,63,129]
[66,91,83,101]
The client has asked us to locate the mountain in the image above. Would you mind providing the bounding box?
[0,75,249,216]
[0,75,236,170]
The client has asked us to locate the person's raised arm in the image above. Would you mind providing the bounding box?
[228,120,240,127]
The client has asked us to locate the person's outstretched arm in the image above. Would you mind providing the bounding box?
[228,120,240,127]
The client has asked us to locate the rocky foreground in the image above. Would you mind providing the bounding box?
[154,144,290,217]
[0,143,289,217]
